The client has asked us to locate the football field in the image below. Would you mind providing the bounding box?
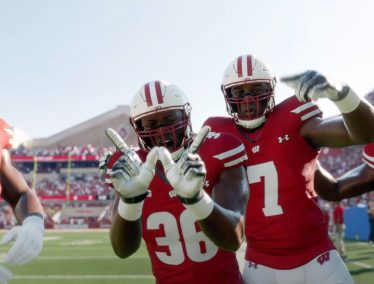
[0,230,373,284]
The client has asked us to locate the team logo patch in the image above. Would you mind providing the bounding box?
[278,134,290,143]
[317,251,330,265]
[168,190,177,198]
[252,145,260,153]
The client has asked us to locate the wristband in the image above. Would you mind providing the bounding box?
[120,192,148,204]
[178,191,204,205]
[117,199,144,221]
[26,212,45,220]
[334,87,360,113]
[183,191,215,220]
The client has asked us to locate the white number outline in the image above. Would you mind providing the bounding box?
[247,161,283,216]
[147,210,218,265]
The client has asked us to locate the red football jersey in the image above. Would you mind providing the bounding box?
[363,143,374,168]
[204,96,335,269]
[106,132,247,284]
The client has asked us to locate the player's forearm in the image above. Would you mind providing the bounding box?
[199,206,244,251]
[110,214,142,258]
[341,100,374,144]
[314,168,341,201]
[14,191,44,224]
[335,165,374,199]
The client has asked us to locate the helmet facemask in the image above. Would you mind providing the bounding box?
[223,82,275,128]
[131,105,193,158]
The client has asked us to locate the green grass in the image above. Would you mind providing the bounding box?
[0,231,373,284]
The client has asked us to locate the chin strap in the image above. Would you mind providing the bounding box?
[235,116,266,129]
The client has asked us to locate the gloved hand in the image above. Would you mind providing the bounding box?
[98,150,113,176]
[105,128,158,203]
[158,126,210,203]
[1,215,44,266]
[281,70,350,103]
[0,265,12,284]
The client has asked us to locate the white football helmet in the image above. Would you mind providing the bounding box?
[221,54,276,129]
[130,80,192,160]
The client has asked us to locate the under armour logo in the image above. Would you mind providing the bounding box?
[317,251,330,265]
[252,145,260,153]
[278,135,290,143]
[248,261,258,269]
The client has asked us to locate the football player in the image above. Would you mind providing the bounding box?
[315,143,374,201]
[204,54,374,284]
[100,81,249,284]
[0,119,45,283]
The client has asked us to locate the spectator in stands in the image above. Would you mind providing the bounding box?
[0,119,45,283]
[332,202,347,259]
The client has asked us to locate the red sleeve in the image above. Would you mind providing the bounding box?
[199,131,247,173]
[363,143,374,169]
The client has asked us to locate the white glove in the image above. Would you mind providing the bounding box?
[281,70,350,102]
[105,128,158,202]
[0,265,12,284]
[1,215,44,266]
[158,126,210,202]
[98,150,113,176]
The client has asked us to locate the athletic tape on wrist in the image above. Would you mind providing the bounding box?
[334,88,360,113]
[117,199,144,221]
[184,191,215,220]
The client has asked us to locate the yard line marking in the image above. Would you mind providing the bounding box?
[350,261,373,269]
[13,275,154,280]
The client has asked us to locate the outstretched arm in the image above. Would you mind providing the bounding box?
[314,162,374,201]
[282,71,374,148]
[0,150,44,221]
[0,149,45,266]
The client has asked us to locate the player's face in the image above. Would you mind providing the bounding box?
[229,83,271,120]
[138,110,186,151]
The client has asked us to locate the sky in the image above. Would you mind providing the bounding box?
[1,0,374,140]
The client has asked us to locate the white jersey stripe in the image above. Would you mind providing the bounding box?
[363,151,374,168]
[224,154,248,168]
[301,109,322,121]
[363,150,374,162]
[290,102,315,114]
[213,144,245,160]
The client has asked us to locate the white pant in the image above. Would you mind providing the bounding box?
[242,250,354,284]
